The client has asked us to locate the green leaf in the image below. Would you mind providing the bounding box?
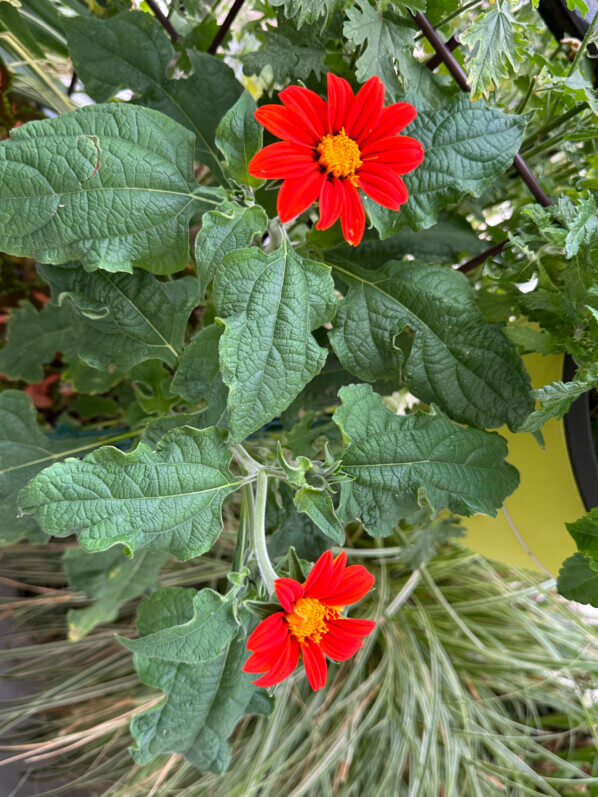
[129,587,271,773]
[140,411,212,448]
[19,426,241,561]
[565,507,598,558]
[194,202,268,296]
[172,325,228,426]
[39,264,200,371]
[118,588,238,663]
[460,2,527,100]
[294,486,345,545]
[64,11,242,178]
[270,0,344,26]
[216,92,263,188]
[398,95,527,231]
[214,243,338,444]
[0,300,76,382]
[517,372,598,434]
[0,103,197,273]
[524,195,598,259]
[400,516,464,568]
[0,391,75,544]
[63,360,124,395]
[557,553,598,607]
[329,260,533,430]
[268,484,330,561]
[548,70,598,117]
[333,384,519,536]
[242,31,326,83]
[64,547,168,639]
[343,1,414,96]
[320,212,485,262]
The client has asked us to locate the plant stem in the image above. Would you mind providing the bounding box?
[567,12,598,76]
[252,470,277,595]
[232,444,262,474]
[233,485,252,572]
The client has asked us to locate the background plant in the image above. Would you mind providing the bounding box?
[0,0,597,792]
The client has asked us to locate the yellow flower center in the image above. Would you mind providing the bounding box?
[317,128,362,179]
[286,597,340,644]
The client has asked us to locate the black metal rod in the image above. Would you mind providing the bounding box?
[209,0,246,54]
[427,35,459,71]
[145,0,179,43]
[67,71,78,97]
[459,240,507,273]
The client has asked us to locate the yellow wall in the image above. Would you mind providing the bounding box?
[463,353,584,576]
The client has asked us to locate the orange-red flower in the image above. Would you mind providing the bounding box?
[248,73,424,246]
[243,550,376,690]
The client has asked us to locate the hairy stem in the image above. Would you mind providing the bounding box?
[252,470,277,595]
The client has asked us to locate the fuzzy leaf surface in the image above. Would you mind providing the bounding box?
[0,103,196,273]
[39,265,200,371]
[129,587,271,773]
[64,547,168,639]
[0,301,76,382]
[19,426,241,561]
[329,261,532,430]
[333,384,519,536]
[517,374,598,433]
[214,244,337,444]
[400,95,527,230]
[557,553,598,607]
[565,508,598,558]
[294,486,345,545]
[64,12,242,177]
[194,203,268,296]
[119,588,238,663]
[216,92,263,188]
[172,325,228,426]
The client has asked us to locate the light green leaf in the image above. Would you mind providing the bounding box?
[270,0,344,26]
[214,243,338,444]
[517,373,598,434]
[0,103,197,273]
[0,301,77,382]
[565,507,598,558]
[172,325,228,426]
[39,264,200,371]
[294,486,345,545]
[194,202,268,296]
[64,547,168,639]
[119,588,238,663]
[242,31,326,83]
[0,391,71,544]
[19,426,241,561]
[461,2,527,99]
[522,195,598,259]
[329,260,533,430]
[343,1,414,96]
[398,95,527,231]
[129,587,271,773]
[216,93,263,188]
[333,384,519,536]
[64,11,242,177]
[549,70,598,117]
[557,553,598,607]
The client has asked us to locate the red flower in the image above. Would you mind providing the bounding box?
[248,73,424,246]
[243,550,376,690]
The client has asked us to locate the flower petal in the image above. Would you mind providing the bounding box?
[358,164,409,211]
[305,550,347,600]
[319,631,362,661]
[247,611,287,651]
[279,85,327,140]
[327,616,377,639]
[339,180,366,247]
[360,136,425,174]
[301,639,328,690]
[344,76,385,143]
[249,142,318,179]
[252,636,300,687]
[364,101,417,142]
[303,550,334,597]
[277,171,324,222]
[255,105,318,146]
[243,636,290,673]
[327,73,354,134]
[316,177,343,231]
[319,564,375,606]
[275,577,304,612]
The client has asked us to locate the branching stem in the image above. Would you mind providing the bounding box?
[252,470,277,596]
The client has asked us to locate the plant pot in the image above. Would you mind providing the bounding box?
[464,352,598,576]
